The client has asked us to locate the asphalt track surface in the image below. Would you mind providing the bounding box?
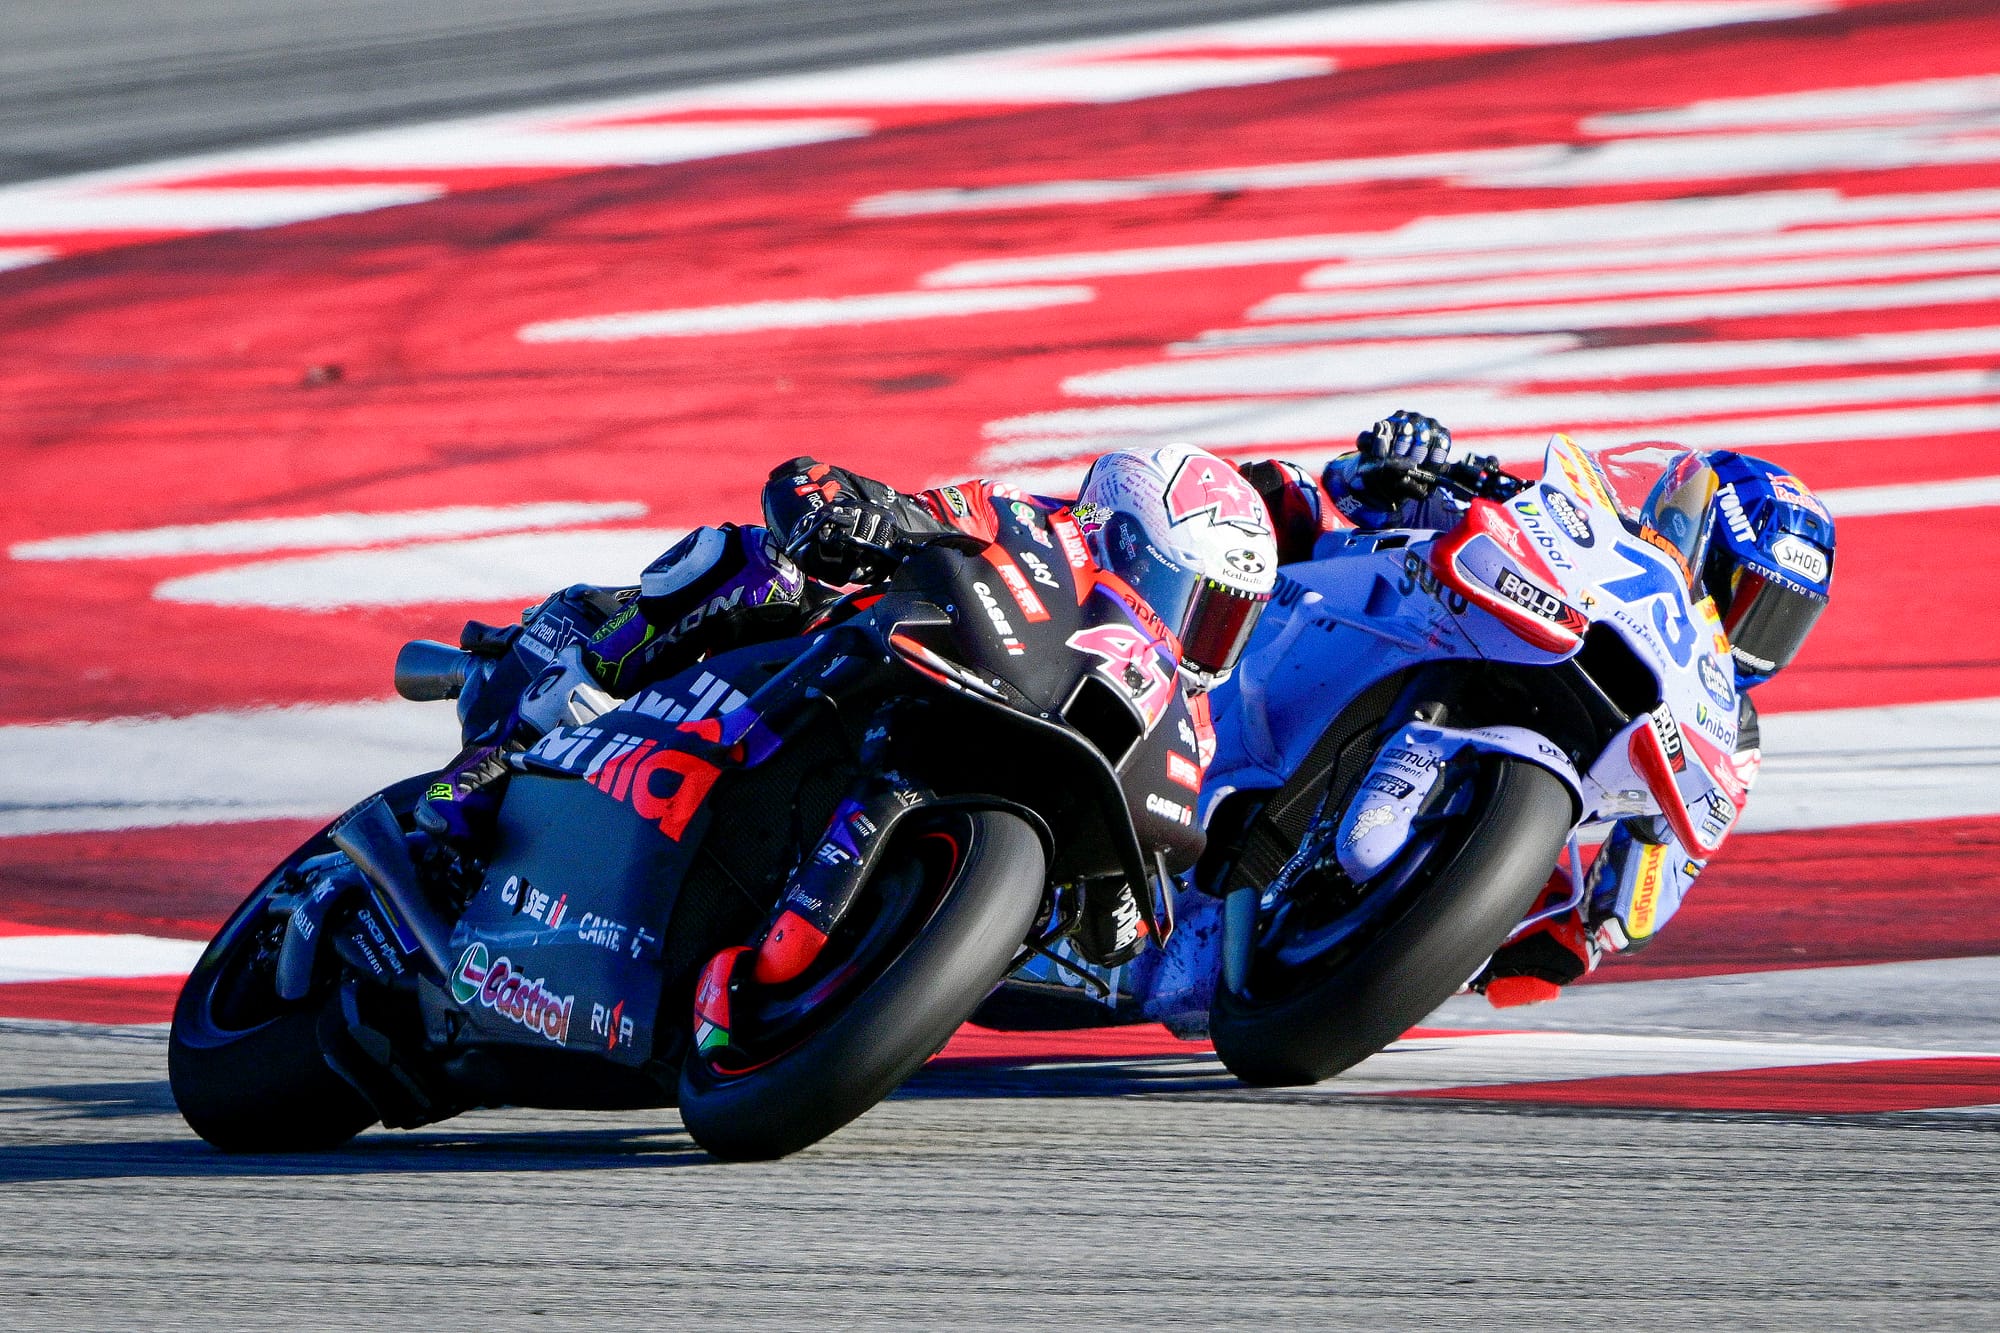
[7,0,2000,1323]
[0,0,1369,183]
[5,1021,1999,1329]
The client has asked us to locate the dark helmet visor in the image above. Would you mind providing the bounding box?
[1181,578,1269,677]
[1722,569,1827,675]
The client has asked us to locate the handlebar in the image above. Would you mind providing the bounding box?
[1388,454,1528,503]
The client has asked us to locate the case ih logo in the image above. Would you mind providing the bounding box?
[451,942,574,1046]
[1165,455,1268,534]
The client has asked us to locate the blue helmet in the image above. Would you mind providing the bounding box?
[1646,451,1834,685]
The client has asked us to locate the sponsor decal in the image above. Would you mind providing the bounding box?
[450,943,574,1046]
[1698,653,1736,708]
[1648,703,1687,773]
[1017,547,1061,589]
[1144,791,1193,826]
[939,485,970,519]
[1223,547,1267,578]
[506,879,567,928]
[576,911,628,954]
[1627,844,1667,939]
[1344,803,1397,847]
[1364,773,1415,800]
[1399,550,1468,615]
[1164,454,1269,533]
[1070,501,1111,536]
[1484,511,1529,560]
[589,999,635,1052]
[1051,513,1093,572]
[1539,484,1594,547]
[1110,886,1145,952]
[1717,485,1756,545]
[586,734,722,841]
[1554,440,1620,515]
[1769,473,1830,521]
[983,550,1050,622]
[1495,567,1575,625]
[1510,500,1576,571]
[1770,534,1828,583]
[1008,500,1054,547]
[1693,700,1734,746]
[1699,787,1736,841]
[1067,622,1176,728]
[1273,574,1306,609]
[1382,746,1438,774]
[1166,751,1202,792]
[972,580,1028,655]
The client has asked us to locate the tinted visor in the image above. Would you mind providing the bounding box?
[1642,460,1719,575]
[1181,578,1269,677]
[1722,569,1827,674]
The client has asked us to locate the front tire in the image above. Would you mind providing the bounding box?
[1210,759,1573,1087]
[167,780,434,1151]
[678,809,1045,1160]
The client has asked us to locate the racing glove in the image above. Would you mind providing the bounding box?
[762,457,957,585]
[1322,410,1458,528]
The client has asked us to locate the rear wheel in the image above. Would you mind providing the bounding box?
[167,780,432,1151]
[1209,758,1572,1087]
[677,809,1045,1160]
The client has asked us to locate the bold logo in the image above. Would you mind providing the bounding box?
[453,943,573,1045]
[1164,454,1269,533]
[1770,535,1828,583]
[1068,623,1176,729]
[1539,485,1594,547]
[586,734,722,840]
[1496,568,1572,624]
[1649,703,1687,772]
[1166,751,1202,792]
[1698,653,1736,708]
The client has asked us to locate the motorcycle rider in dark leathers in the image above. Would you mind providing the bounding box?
[1242,411,1837,1006]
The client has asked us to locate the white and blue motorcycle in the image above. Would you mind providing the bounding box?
[981,434,1750,1087]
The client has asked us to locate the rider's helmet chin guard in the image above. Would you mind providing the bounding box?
[1629,446,1835,685]
[1700,451,1835,684]
[1074,444,1279,689]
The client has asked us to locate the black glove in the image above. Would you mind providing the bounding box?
[763,457,935,585]
[1351,410,1453,508]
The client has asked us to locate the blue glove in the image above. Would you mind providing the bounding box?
[1324,411,1457,528]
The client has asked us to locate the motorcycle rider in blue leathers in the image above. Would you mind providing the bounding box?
[1242,411,1838,1006]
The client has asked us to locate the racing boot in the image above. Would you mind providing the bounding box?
[1473,869,1608,1008]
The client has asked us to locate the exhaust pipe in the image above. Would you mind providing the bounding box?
[330,796,457,978]
[395,640,471,702]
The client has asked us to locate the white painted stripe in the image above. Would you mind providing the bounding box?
[10,501,649,562]
[0,701,462,837]
[1588,74,2000,135]
[984,371,1998,452]
[1296,217,2000,292]
[1822,475,2000,519]
[0,185,443,234]
[1258,244,2000,320]
[232,120,868,171]
[1208,272,2000,344]
[1,687,1992,840]
[989,403,2000,504]
[1078,325,2000,399]
[1480,122,2000,191]
[857,144,1566,217]
[518,285,1094,342]
[152,526,681,609]
[0,246,51,273]
[0,935,206,984]
[670,56,1331,109]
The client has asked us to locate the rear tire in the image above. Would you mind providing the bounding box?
[678,810,1045,1160]
[1210,759,1572,1087]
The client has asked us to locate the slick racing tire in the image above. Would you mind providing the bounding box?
[168,783,432,1152]
[678,809,1045,1161]
[1210,759,1573,1088]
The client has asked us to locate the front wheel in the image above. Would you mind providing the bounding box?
[1210,758,1573,1087]
[678,809,1045,1160]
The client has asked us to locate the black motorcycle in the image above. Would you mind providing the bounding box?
[169,503,1206,1159]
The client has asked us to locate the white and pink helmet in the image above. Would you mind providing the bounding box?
[1073,444,1279,685]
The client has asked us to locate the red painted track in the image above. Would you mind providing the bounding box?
[3,0,1999,1115]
